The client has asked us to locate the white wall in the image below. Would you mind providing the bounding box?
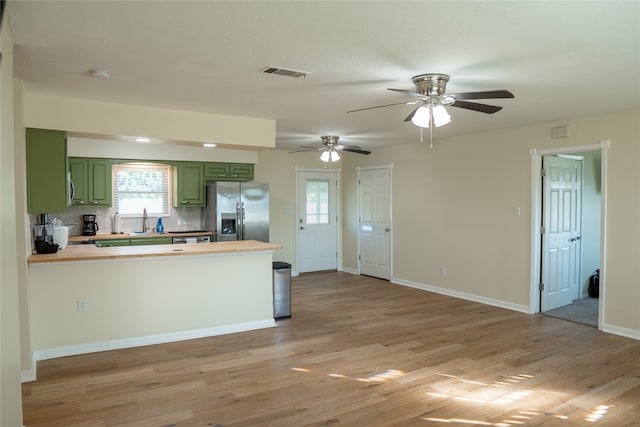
[24,92,276,150]
[1,19,24,426]
[28,252,274,360]
[340,110,640,336]
[254,149,341,272]
[68,136,259,164]
[257,110,640,338]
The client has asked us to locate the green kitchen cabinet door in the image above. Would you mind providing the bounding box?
[174,162,205,206]
[131,237,172,246]
[96,239,131,247]
[88,159,112,206]
[26,128,69,213]
[228,163,254,181]
[204,163,230,180]
[69,158,112,207]
[68,158,88,206]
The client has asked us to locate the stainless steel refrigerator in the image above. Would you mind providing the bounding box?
[204,182,269,242]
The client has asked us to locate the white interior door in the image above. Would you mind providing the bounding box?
[541,155,582,311]
[297,170,338,273]
[359,167,391,280]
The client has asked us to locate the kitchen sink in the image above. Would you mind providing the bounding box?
[127,231,158,235]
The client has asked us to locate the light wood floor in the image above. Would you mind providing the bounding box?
[23,271,640,427]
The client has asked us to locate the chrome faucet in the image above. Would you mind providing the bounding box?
[142,208,148,233]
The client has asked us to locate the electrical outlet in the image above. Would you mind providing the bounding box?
[441,266,447,276]
[77,299,88,312]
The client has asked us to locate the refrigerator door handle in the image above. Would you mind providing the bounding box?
[241,202,246,240]
[236,202,241,240]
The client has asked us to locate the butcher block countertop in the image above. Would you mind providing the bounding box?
[28,240,282,264]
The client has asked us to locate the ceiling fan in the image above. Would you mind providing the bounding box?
[347,73,514,146]
[290,135,371,163]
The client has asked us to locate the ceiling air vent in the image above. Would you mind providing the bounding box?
[262,66,310,79]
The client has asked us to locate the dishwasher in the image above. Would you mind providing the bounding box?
[171,235,211,244]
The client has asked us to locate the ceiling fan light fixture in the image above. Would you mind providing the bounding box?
[320,150,331,162]
[330,150,340,162]
[411,104,451,128]
[432,104,451,127]
[411,106,431,128]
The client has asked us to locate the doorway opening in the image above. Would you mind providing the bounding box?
[530,141,608,329]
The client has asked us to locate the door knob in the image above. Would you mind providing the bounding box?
[385,228,390,232]
[300,226,305,230]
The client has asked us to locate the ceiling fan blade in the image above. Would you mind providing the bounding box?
[341,146,372,155]
[449,90,514,100]
[289,147,322,153]
[403,106,421,122]
[451,100,503,114]
[387,88,424,98]
[347,101,415,113]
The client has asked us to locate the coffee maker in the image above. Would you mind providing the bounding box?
[82,214,99,236]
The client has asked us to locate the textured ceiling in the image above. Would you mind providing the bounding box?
[6,1,640,151]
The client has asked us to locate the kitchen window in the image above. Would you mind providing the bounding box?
[112,163,172,217]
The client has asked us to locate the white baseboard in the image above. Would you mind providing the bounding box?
[23,319,276,382]
[391,277,530,314]
[602,323,640,341]
[341,266,359,275]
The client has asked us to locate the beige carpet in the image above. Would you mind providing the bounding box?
[544,297,599,327]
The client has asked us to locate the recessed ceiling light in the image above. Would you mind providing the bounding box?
[203,143,217,148]
[88,69,111,79]
[134,137,151,142]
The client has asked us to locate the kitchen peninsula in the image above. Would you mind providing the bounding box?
[27,240,282,376]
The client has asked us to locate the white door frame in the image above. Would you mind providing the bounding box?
[357,164,393,278]
[295,167,342,274]
[529,140,609,331]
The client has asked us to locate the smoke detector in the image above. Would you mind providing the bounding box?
[88,69,111,79]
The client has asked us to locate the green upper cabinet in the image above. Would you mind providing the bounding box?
[204,162,254,181]
[173,162,205,206]
[204,163,229,180]
[26,128,69,214]
[69,158,112,207]
[228,163,254,181]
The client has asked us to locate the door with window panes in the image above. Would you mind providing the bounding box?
[297,170,338,273]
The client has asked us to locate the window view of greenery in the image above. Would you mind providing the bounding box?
[113,163,171,216]
[305,179,329,224]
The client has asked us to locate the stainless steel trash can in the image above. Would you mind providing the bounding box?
[272,261,291,319]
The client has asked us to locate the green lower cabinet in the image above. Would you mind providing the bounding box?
[96,237,172,247]
[96,239,131,247]
[131,237,172,246]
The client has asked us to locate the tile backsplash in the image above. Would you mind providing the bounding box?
[30,206,204,236]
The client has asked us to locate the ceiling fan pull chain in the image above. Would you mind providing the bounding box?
[429,105,434,148]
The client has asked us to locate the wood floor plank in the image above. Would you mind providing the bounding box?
[22,271,640,426]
